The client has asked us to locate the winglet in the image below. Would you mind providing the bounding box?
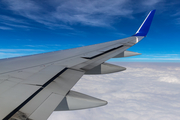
[133,10,156,36]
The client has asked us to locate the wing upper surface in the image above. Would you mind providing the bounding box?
[0,65,66,120]
[19,69,84,120]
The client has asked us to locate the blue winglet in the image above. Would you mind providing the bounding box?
[133,10,156,36]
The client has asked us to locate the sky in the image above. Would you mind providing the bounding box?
[0,0,180,62]
[48,62,180,120]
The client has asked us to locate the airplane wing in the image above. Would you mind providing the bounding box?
[0,10,156,120]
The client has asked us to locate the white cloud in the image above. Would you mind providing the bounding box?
[158,76,180,84]
[48,62,180,120]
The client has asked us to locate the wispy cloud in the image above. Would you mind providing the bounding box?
[0,15,28,24]
[1,0,72,30]
[24,44,85,50]
[111,54,180,62]
[0,49,44,52]
[2,22,32,29]
[52,0,133,27]
[0,26,12,30]
[1,0,160,30]
[130,58,180,62]
[0,49,45,58]
[142,0,161,6]
[0,43,86,59]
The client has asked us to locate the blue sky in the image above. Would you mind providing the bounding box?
[0,0,180,62]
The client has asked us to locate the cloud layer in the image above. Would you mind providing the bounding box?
[48,62,180,120]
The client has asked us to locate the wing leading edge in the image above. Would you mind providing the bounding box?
[0,10,155,120]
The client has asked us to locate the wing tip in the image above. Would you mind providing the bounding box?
[133,9,156,37]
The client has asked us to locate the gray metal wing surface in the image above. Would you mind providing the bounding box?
[0,10,156,120]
